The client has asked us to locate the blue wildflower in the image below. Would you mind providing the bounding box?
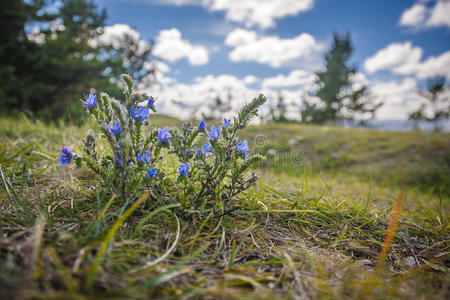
[158,128,172,143]
[203,142,212,153]
[237,140,249,158]
[129,107,137,119]
[147,96,156,108]
[198,120,206,131]
[129,106,150,120]
[331,153,339,159]
[83,93,97,108]
[186,150,192,156]
[147,168,158,179]
[109,120,121,136]
[137,107,150,120]
[59,146,73,165]
[137,150,151,164]
[195,149,204,156]
[208,125,220,140]
[178,163,189,176]
[223,118,231,127]
[115,155,124,167]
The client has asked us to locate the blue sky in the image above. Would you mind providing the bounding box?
[93,0,450,120]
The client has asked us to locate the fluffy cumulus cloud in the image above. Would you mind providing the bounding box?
[364,42,423,74]
[143,73,313,121]
[427,0,450,27]
[153,28,209,65]
[225,29,322,68]
[262,70,315,89]
[243,75,258,85]
[224,28,257,46]
[371,78,423,120]
[203,0,314,29]
[147,74,257,120]
[145,72,432,122]
[94,24,150,55]
[158,0,315,29]
[399,3,428,27]
[364,41,450,78]
[400,0,450,29]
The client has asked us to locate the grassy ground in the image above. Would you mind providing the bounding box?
[0,115,449,299]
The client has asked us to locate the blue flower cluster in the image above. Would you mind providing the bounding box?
[178,163,189,176]
[198,120,206,131]
[237,140,249,158]
[208,125,221,140]
[59,146,73,165]
[83,93,97,108]
[61,81,262,211]
[147,167,158,179]
[158,128,172,143]
[109,121,121,136]
[147,96,156,108]
[130,107,150,120]
[195,142,213,156]
[137,150,151,164]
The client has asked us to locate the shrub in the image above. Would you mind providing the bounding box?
[59,75,266,216]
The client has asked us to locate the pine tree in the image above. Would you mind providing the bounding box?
[0,0,51,109]
[302,32,381,124]
[1,0,154,121]
[31,0,125,119]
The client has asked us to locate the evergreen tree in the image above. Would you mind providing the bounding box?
[409,76,449,131]
[302,32,381,124]
[1,0,154,121]
[0,0,52,108]
[30,0,125,119]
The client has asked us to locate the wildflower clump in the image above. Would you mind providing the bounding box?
[61,75,266,216]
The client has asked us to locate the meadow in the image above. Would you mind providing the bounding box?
[0,114,449,299]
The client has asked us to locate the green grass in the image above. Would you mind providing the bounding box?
[0,115,449,299]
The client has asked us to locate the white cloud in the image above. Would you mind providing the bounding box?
[146,74,257,119]
[426,0,450,27]
[225,29,322,68]
[400,0,450,29]
[371,78,422,120]
[350,72,370,91]
[399,4,427,27]
[225,28,257,46]
[243,75,258,85]
[203,0,314,29]
[142,72,429,122]
[157,0,315,29]
[141,73,313,121]
[364,42,450,78]
[153,28,209,65]
[95,24,150,56]
[155,0,203,5]
[142,70,430,122]
[262,70,314,88]
[415,51,450,78]
[364,42,423,74]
